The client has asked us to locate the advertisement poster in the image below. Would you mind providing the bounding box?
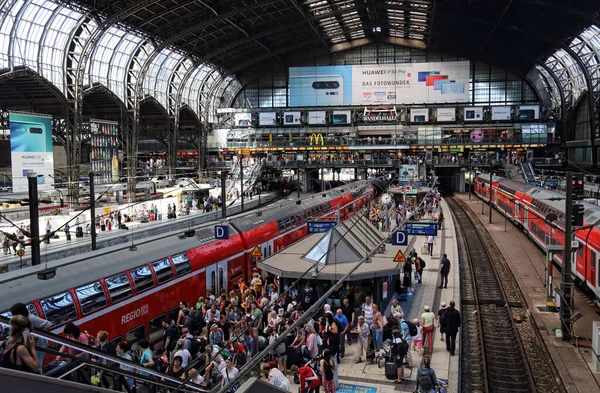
[491,106,511,121]
[233,113,252,126]
[399,165,418,181]
[259,112,277,126]
[90,119,119,185]
[410,108,429,123]
[289,61,470,106]
[464,107,484,121]
[437,107,456,122]
[332,110,352,124]
[283,111,302,125]
[9,112,54,192]
[308,111,327,125]
[519,105,540,120]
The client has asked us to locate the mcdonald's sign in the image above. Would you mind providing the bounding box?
[309,133,324,146]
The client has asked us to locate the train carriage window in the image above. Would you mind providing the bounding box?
[151,259,174,284]
[105,273,133,303]
[577,247,583,259]
[75,281,107,315]
[277,220,285,231]
[296,214,303,224]
[168,306,180,325]
[40,292,77,327]
[126,324,146,351]
[0,304,39,320]
[130,265,155,294]
[290,215,297,226]
[149,314,166,344]
[109,336,122,347]
[283,217,291,228]
[172,253,191,276]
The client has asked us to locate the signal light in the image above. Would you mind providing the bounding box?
[571,204,584,226]
[572,173,584,201]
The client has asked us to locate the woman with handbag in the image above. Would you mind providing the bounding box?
[355,316,370,364]
[221,358,240,393]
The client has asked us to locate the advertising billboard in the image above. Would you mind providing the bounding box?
[464,107,483,121]
[9,112,54,192]
[234,113,252,127]
[308,111,327,125]
[259,112,277,126]
[399,165,418,181]
[436,108,456,122]
[519,105,539,120]
[283,111,302,125]
[410,108,429,123]
[332,110,352,125]
[289,61,470,106]
[90,119,119,185]
[491,106,511,121]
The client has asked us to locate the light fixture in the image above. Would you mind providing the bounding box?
[37,268,56,280]
[296,200,301,205]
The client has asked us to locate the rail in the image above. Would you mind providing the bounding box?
[0,315,208,393]
[448,197,564,393]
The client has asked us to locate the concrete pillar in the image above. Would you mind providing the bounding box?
[458,171,466,192]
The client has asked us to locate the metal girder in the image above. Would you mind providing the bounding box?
[537,63,568,162]
[203,4,360,63]
[64,0,162,203]
[562,45,598,168]
[82,84,129,115]
[0,68,70,113]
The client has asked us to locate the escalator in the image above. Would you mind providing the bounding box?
[0,315,208,393]
[520,162,534,182]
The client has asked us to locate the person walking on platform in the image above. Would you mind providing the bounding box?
[438,254,451,289]
[413,355,441,393]
[426,235,435,256]
[441,301,461,356]
[420,306,436,354]
[437,302,448,342]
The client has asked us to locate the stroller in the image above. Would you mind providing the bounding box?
[373,339,393,368]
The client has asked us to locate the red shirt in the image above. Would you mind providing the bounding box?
[298,365,320,392]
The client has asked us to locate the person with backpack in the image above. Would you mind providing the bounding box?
[10,302,52,374]
[391,333,409,384]
[399,314,414,368]
[413,355,440,393]
[320,348,336,393]
[174,340,192,368]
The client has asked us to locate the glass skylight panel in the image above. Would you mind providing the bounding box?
[182,65,212,113]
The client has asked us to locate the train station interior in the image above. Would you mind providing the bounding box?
[1,1,600,393]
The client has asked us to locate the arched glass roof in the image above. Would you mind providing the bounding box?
[143,49,184,110]
[89,26,144,102]
[0,0,86,93]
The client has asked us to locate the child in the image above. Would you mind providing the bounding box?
[412,318,423,357]
[374,339,392,366]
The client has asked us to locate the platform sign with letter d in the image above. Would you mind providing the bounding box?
[391,230,408,246]
[215,225,229,239]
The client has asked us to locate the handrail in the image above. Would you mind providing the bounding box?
[0,315,208,392]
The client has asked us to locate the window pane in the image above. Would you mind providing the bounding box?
[131,265,155,293]
[149,314,166,343]
[105,273,133,303]
[40,292,77,327]
[151,258,174,284]
[126,324,146,352]
[172,253,191,276]
[75,281,107,315]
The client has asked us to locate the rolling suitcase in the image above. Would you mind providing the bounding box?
[385,361,397,380]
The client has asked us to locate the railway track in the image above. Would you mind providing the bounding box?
[448,197,562,393]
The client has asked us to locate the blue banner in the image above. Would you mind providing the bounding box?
[308,221,336,233]
[337,383,378,393]
[406,222,438,236]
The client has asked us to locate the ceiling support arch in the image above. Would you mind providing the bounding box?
[537,63,568,163]
[562,46,598,168]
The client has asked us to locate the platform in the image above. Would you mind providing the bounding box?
[457,194,600,392]
[329,199,460,393]
[0,191,280,271]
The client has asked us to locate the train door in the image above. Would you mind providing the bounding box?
[206,260,229,296]
[515,203,520,220]
[591,249,597,288]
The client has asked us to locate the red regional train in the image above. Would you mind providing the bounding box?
[474,174,600,300]
[0,181,373,350]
